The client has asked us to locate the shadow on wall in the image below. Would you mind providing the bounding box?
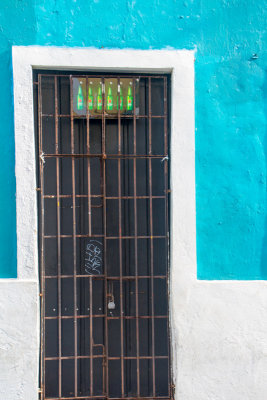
[0,37,16,278]
[261,69,267,278]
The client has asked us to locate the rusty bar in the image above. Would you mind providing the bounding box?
[133,77,140,397]
[106,196,164,200]
[70,76,78,397]
[102,77,109,398]
[40,72,165,78]
[44,274,166,280]
[42,113,165,119]
[90,276,94,396]
[86,76,94,398]
[47,396,169,400]
[45,315,167,320]
[86,77,92,237]
[164,76,171,396]
[45,315,104,320]
[44,194,102,198]
[108,356,168,360]
[46,396,170,400]
[44,194,165,200]
[54,76,62,398]
[148,77,156,397]
[118,77,125,397]
[45,355,168,361]
[42,153,167,158]
[43,235,167,239]
[38,74,45,400]
[45,355,105,361]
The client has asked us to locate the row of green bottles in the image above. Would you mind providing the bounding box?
[77,84,133,111]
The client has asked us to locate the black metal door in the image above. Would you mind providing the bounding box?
[35,72,171,400]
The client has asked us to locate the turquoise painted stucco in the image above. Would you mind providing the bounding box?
[0,0,266,279]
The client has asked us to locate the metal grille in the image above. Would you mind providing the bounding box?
[35,72,171,400]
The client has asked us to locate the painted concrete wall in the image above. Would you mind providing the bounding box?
[0,1,267,400]
[0,0,266,279]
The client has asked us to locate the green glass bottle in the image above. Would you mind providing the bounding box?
[97,85,103,111]
[77,83,84,110]
[88,86,93,110]
[126,85,133,111]
[107,87,113,111]
[117,88,123,111]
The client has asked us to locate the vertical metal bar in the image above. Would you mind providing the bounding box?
[55,76,62,398]
[102,77,109,397]
[164,77,171,397]
[70,76,78,397]
[148,77,156,397]
[133,78,140,397]
[89,276,93,396]
[86,77,92,237]
[86,77,94,397]
[118,77,125,397]
[38,74,45,400]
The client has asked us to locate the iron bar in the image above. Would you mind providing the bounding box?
[43,235,167,239]
[133,77,140,397]
[41,154,167,158]
[38,74,45,400]
[102,77,109,398]
[117,77,125,397]
[45,355,168,361]
[45,315,168,320]
[43,195,165,200]
[148,77,156,397]
[47,396,170,400]
[42,113,165,119]
[55,76,62,398]
[85,76,94,398]
[39,73,167,78]
[70,76,78,397]
[164,76,171,397]
[44,275,167,280]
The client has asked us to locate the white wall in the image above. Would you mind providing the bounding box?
[171,279,267,399]
[0,281,39,399]
[0,46,266,400]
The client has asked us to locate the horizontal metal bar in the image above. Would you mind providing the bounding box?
[45,355,104,361]
[45,315,105,320]
[43,194,102,199]
[45,355,168,361]
[43,195,165,200]
[45,274,106,279]
[39,73,167,78]
[44,235,167,239]
[41,113,165,119]
[108,356,168,360]
[46,396,170,400]
[107,315,168,320]
[45,315,168,320]
[44,274,166,279]
[42,154,168,159]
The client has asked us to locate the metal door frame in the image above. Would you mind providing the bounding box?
[36,72,172,400]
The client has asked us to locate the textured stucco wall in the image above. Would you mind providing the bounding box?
[0,0,266,279]
[0,282,39,399]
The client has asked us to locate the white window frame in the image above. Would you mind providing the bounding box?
[12,46,196,399]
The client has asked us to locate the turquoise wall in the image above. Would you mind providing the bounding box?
[0,0,266,279]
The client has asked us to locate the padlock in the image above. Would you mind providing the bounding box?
[108,301,115,310]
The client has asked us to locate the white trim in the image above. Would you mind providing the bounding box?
[11,46,195,399]
[12,46,196,280]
